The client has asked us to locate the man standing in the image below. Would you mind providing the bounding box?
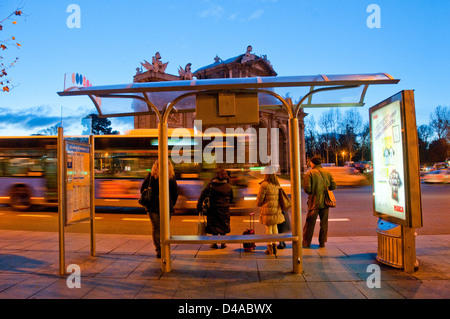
[302,155,336,248]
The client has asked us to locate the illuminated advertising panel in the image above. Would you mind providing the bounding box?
[369,90,422,228]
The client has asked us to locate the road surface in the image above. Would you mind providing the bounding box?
[0,184,448,237]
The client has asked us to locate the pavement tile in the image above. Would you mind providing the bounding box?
[173,280,227,299]
[127,256,162,280]
[352,281,405,299]
[94,235,131,254]
[272,282,315,299]
[171,243,201,257]
[76,255,118,277]
[197,243,242,259]
[385,279,450,299]
[0,274,60,299]
[94,254,148,279]
[30,277,95,299]
[81,278,147,299]
[204,259,260,282]
[110,238,153,255]
[314,244,348,257]
[64,233,92,252]
[333,242,378,257]
[257,259,305,283]
[0,273,31,292]
[338,253,379,275]
[159,257,209,281]
[0,250,47,273]
[303,258,361,282]
[23,239,59,252]
[134,279,179,299]
[306,281,366,299]
[411,256,450,280]
[225,281,276,299]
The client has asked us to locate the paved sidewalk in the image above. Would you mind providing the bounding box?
[0,230,449,299]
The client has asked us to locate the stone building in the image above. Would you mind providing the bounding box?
[132,47,307,173]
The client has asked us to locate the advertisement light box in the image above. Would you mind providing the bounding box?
[369,90,422,228]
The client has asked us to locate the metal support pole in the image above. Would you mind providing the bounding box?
[402,226,417,273]
[289,118,303,274]
[89,135,96,257]
[158,122,171,273]
[57,127,66,276]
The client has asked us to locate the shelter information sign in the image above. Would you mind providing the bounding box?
[65,141,91,225]
[370,90,422,228]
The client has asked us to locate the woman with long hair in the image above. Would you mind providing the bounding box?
[140,159,178,258]
[256,172,285,256]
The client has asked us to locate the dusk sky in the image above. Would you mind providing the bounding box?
[1,0,449,136]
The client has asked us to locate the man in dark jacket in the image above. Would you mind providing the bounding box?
[302,155,336,248]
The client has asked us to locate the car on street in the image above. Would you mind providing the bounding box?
[432,162,449,171]
[321,166,368,186]
[422,169,450,184]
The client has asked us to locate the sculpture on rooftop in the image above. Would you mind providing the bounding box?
[141,52,169,73]
[178,63,194,80]
[241,45,256,63]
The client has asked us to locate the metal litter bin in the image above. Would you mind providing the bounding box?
[376,219,403,268]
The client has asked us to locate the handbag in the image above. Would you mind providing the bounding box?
[197,211,207,235]
[201,183,213,214]
[279,187,292,212]
[316,169,336,208]
[138,186,152,207]
[277,210,291,233]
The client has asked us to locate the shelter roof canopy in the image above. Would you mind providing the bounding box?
[57,73,399,118]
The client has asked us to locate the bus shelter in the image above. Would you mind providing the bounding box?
[58,73,399,274]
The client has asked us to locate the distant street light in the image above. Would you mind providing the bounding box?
[342,151,346,166]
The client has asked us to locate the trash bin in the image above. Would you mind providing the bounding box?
[376,218,403,268]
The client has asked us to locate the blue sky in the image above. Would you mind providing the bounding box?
[0,0,449,136]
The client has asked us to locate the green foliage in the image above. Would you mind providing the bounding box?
[82,113,119,135]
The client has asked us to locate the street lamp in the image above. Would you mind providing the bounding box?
[341,151,345,166]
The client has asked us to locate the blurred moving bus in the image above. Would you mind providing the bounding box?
[0,131,200,211]
[0,137,58,211]
[0,129,288,212]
